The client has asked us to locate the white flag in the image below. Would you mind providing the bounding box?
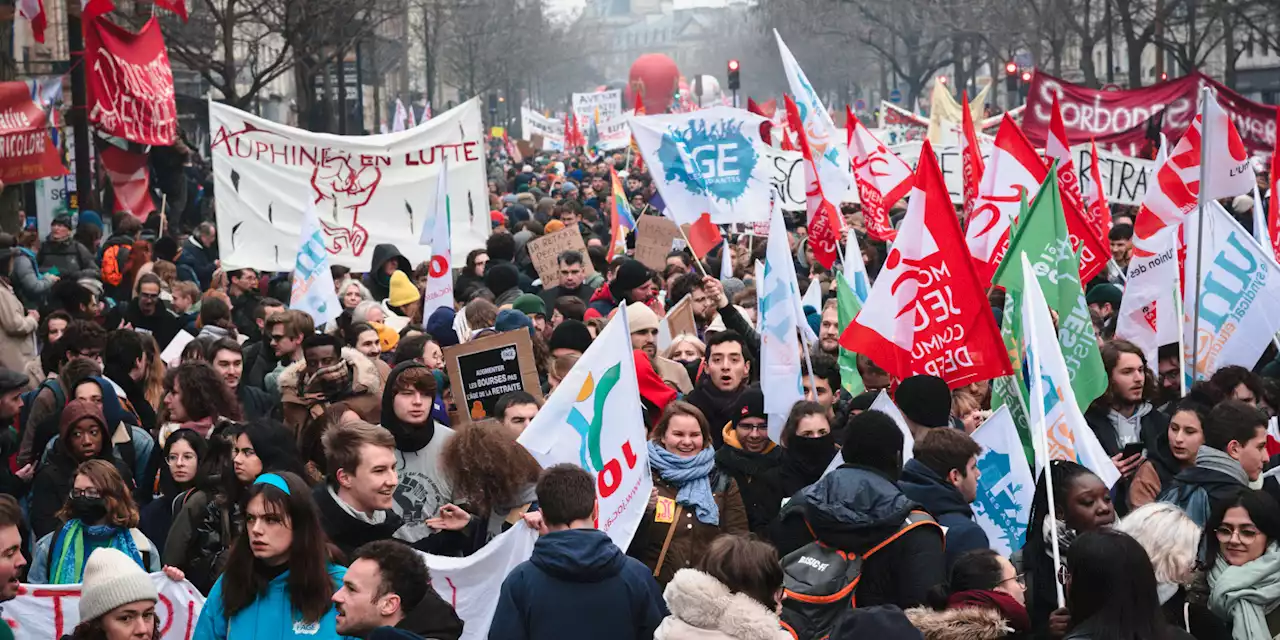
[761,198,806,442]
[1021,253,1120,488]
[1114,226,1182,369]
[393,99,409,133]
[421,524,538,640]
[720,238,733,280]
[775,30,854,203]
[1253,183,1271,253]
[518,304,652,550]
[823,390,914,476]
[970,406,1035,557]
[1183,201,1280,381]
[291,197,343,327]
[420,159,454,319]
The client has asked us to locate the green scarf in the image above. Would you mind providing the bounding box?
[1210,542,1280,640]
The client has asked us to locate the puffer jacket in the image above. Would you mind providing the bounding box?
[162,488,242,594]
[11,247,53,310]
[37,235,97,278]
[654,569,791,640]
[905,607,1020,640]
[628,466,749,587]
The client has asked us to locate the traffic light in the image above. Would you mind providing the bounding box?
[1005,62,1018,93]
[938,75,948,85]
[727,59,740,91]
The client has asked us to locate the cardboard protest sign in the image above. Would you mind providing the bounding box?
[764,148,806,211]
[665,295,697,339]
[527,226,592,288]
[443,330,542,423]
[572,89,622,126]
[633,214,682,271]
[1073,143,1152,206]
[3,575,204,640]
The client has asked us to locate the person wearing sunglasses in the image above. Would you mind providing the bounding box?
[1206,489,1280,639]
[906,548,1029,638]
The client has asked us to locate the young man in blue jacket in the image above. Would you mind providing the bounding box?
[489,464,666,640]
[898,425,988,569]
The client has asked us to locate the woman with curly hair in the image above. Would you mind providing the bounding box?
[426,424,542,557]
[160,361,243,442]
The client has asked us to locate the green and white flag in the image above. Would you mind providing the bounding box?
[835,275,864,396]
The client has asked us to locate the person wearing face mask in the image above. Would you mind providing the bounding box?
[899,428,988,570]
[314,420,404,559]
[62,375,154,493]
[906,549,1029,639]
[630,402,748,586]
[1023,461,1116,638]
[30,400,136,539]
[29,459,162,583]
[684,331,752,449]
[140,429,207,556]
[193,472,349,640]
[379,362,455,545]
[713,388,784,535]
[777,401,837,496]
[1204,490,1280,640]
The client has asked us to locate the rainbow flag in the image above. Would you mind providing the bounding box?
[608,167,636,256]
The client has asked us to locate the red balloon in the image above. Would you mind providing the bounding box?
[627,54,680,114]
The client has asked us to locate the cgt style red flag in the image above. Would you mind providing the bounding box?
[840,140,1011,388]
[85,16,177,146]
[960,90,984,224]
[684,213,722,258]
[153,0,188,20]
[80,0,115,18]
[1270,108,1280,262]
[847,105,911,243]
[784,94,841,269]
[1046,96,1110,282]
[747,97,772,145]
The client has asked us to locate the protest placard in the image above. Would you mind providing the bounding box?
[633,214,682,271]
[2,575,204,640]
[666,295,697,339]
[528,226,593,288]
[444,330,542,423]
[763,148,806,211]
[571,89,622,125]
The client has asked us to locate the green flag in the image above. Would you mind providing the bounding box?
[992,165,1107,410]
[836,275,865,396]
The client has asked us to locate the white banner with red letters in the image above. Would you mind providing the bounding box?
[209,99,490,272]
[422,524,539,640]
[2,575,204,640]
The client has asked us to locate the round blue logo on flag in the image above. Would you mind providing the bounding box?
[657,118,758,203]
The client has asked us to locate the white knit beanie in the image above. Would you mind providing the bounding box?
[78,548,158,622]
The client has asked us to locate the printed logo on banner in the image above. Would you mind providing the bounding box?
[973,448,1028,551]
[565,363,641,525]
[657,118,759,203]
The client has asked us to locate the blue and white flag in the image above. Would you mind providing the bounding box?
[518,304,652,550]
[1183,200,1280,382]
[797,274,821,345]
[1253,184,1271,251]
[1021,252,1120,488]
[775,29,854,203]
[762,197,805,443]
[629,106,773,225]
[420,158,454,319]
[971,406,1035,557]
[843,231,870,303]
[290,198,343,327]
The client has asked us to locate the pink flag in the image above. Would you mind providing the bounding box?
[847,106,911,243]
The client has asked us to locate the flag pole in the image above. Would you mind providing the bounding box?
[1028,307,1066,609]
[1189,88,1210,383]
[1173,258,1188,397]
[674,221,710,278]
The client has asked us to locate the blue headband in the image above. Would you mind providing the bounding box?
[253,473,291,495]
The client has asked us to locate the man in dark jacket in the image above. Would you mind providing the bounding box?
[37,214,97,278]
[1084,340,1169,478]
[485,233,536,294]
[714,387,784,534]
[316,421,405,558]
[364,244,412,302]
[898,427,987,569]
[539,250,597,309]
[206,339,274,420]
[771,410,945,611]
[333,540,464,640]
[586,258,654,319]
[102,329,157,432]
[226,268,262,342]
[490,464,665,640]
[1160,400,1267,526]
[105,274,181,350]
[241,298,286,391]
[685,330,751,448]
[176,222,218,289]
[99,215,141,302]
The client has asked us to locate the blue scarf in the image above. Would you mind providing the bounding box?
[50,520,144,585]
[647,442,719,526]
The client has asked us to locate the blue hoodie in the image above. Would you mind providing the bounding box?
[488,528,666,640]
[898,458,988,569]
[194,563,355,640]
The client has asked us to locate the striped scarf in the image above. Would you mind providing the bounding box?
[50,520,144,585]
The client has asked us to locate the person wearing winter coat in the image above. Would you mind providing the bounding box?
[379,361,455,545]
[654,535,791,640]
[278,336,383,472]
[586,258,658,320]
[777,402,837,496]
[176,222,218,290]
[770,410,945,611]
[630,401,749,586]
[193,472,350,640]
[684,331,752,449]
[363,244,411,302]
[11,239,56,310]
[314,420,404,559]
[0,244,37,374]
[489,464,666,640]
[104,274,182,350]
[905,549,1030,640]
[898,428,989,569]
[37,215,97,279]
[332,540,463,640]
[62,547,164,640]
[713,388,784,535]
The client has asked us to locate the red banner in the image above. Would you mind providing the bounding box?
[100,144,155,219]
[0,80,66,185]
[1023,71,1276,157]
[85,16,177,146]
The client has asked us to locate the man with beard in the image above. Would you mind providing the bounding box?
[333,540,463,640]
[0,495,26,640]
[105,274,180,349]
[1155,343,1181,414]
[1084,339,1169,481]
[626,302,692,393]
[818,299,840,356]
[315,421,405,558]
[685,330,752,448]
[379,362,455,544]
[713,388,784,533]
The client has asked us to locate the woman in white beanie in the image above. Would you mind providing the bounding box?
[66,547,159,640]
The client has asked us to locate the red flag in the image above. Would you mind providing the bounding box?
[965,114,1049,286]
[17,0,46,43]
[1083,138,1113,245]
[847,105,911,243]
[839,140,1011,388]
[748,97,772,145]
[80,0,115,19]
[960,90,984,223]
[1046,96,1110,282]
[84,17,177,146]
[1270,108,1280,261]
[685,213,722,259]
[785,95,841,269]
[153,0,187,20]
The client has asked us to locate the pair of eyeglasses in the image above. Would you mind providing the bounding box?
[1215,526,1261,544]
[1000,573,1026,588]
[70,488,101,499]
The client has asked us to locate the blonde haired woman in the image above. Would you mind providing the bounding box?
[1116,502,1231,637]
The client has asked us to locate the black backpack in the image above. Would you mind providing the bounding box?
[779,510,940,640]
